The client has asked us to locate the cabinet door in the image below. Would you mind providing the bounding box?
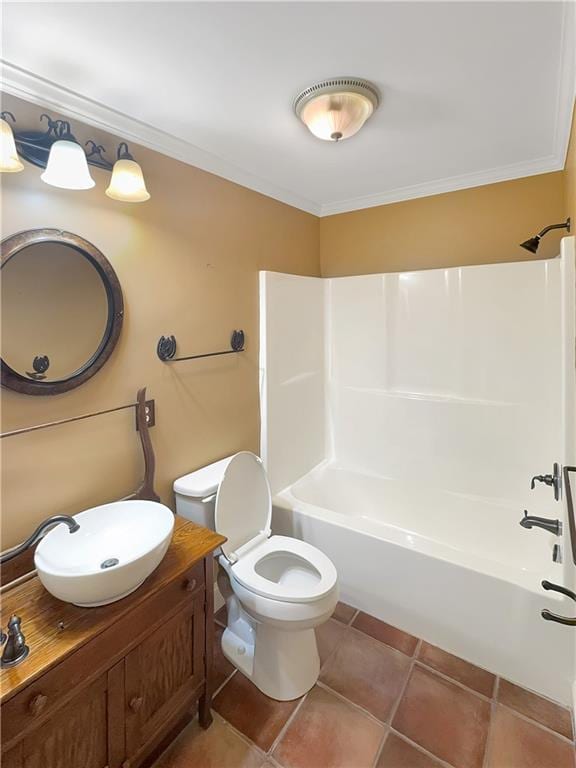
[6,664,125,768]
[125,595,204,757]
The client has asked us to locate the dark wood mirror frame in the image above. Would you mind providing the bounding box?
[1,228,124,396]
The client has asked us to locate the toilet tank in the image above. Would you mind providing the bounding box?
[173,455,234,529]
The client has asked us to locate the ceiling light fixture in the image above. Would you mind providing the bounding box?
[0,112,24,172]
[1,112,150,202]
[294,77,380,142]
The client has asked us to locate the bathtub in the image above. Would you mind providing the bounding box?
[272,461,574,705]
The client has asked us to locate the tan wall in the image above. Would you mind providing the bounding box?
[0,97,320,549]
[565,101,576,223]
[2,93,575,549]
[320,172,566,277]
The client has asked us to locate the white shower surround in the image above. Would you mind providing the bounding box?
[259,237,576,705]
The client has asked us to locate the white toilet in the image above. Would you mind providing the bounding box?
[174,451,338,701]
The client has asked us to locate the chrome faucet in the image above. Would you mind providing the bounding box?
[519,510,562,536]
[0,515,80,565]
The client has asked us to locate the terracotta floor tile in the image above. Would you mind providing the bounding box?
[377,733,444,768]
[332,601,357,624]
[315,619,347,666]
[487,705,574,768]
[319,628,411,721]
[213,623,235,691]
[213,672,301,751]
[417,642,495,698]
[393,665,490,768]
[497,679,573,740]
[153,715,264,768]
[273,686,384,768]
[215,605,228,626]
[353,613,419,656]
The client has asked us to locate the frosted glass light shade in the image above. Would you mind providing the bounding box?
[41,140,95,190]
[299,91,374,141]
[0,117,24,172]
[106,159,150,202]
[294,78,380,142]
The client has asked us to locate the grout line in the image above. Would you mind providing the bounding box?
[413,660,494,703]
[347,619,425,662]
[318,623,350,671]
[497,677,573,718]
[215,711,268,758]
[481,680,499,768]
[370,725,390,768]
[386,645,418,727]
[414,637,423,658]
[212,668,237,699]
[347,624,415,664]
[497,702,575,745]
[264,755,285,768]
[267,690,310,756]
[315,680,389,728]
[387,729,455,768]
[492,674,500,702]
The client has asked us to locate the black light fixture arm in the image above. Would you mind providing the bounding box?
[4,111,138,173]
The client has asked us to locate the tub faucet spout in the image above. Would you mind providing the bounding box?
[520,511,561,536]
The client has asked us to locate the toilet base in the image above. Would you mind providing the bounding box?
[221,598,320,701]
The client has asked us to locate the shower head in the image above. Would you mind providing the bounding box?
[520,218,571,253]
[520,236,541,254]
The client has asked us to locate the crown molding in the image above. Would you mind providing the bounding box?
[2,0,574,221]
[322,1,575,217]
[0,60,322,216]
[319,155,564,217]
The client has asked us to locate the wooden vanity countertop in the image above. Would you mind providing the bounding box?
[0,516,225,703]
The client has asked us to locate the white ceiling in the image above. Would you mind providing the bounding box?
[2,1,574,216]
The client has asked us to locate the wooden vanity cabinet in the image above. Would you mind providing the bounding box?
[3,666,124,768]
[0,519,225,768]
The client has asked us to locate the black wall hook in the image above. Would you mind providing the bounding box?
[157,330,245,362]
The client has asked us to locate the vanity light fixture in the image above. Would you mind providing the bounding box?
[0,112,150,202]
[0,112,24,172]
[106,143,150,202]
[41,122,95,190]
[294,77,380,141]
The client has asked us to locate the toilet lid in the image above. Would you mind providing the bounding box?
[215,451,272,560]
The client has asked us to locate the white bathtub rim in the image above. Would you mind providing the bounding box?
[274,488,565,599]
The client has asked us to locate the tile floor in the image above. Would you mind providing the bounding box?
[154,602,576,768]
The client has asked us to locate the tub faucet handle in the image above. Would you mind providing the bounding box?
[530,463,561,500]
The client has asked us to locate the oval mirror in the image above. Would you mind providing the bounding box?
[1,229,123,395]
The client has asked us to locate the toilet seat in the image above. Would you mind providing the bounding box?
[230,535,338,604]
[215,452,337,604]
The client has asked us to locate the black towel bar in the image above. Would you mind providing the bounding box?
[157,330,245,362]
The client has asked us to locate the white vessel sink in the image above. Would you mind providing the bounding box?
[35,500,175,607]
